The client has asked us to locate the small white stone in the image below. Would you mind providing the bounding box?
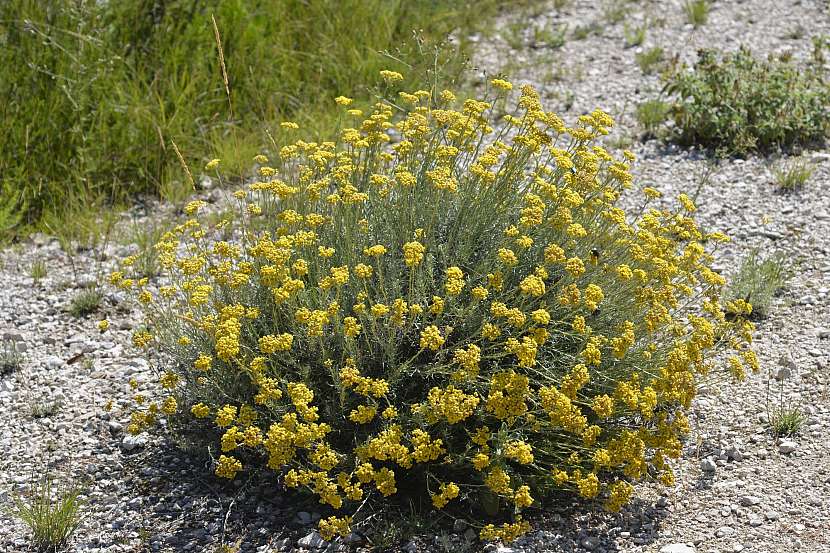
[726,445,744,462]
[778,440,798,454]
[739,495,760,506]
[297,531,326,548]
[660,544,696,553]
[701,458,717,472]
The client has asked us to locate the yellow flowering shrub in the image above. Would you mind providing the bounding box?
[112,77,755,543]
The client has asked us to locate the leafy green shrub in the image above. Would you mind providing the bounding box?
[662,48,830,154]
[112,80,754,543]
[726,249,790,318]
[8,477,82,552]
[0,0,502,232]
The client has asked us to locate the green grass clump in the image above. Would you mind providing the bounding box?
[0,0,506,234]
[572,22,601,40]
[769,407,805,437]
[126,220,165,278]
[68,289,102,318]
[772,157,813,191]
[30,259,47,283]
[683,0,709,27]
[635,47,665,75]
[662,48,830,154]
[9,477,82,552]
[623,22,647,48]
[0,340,24,374]
[533,23,568,49]
[636,99,671,135]
[111,80,754,544]
[30,400,63,419]
[727,249,790,319]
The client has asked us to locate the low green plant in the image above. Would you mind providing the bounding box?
[8,476,82,552]
[635,47,665,75]
[112,79,754,543]
[683,0,709,27]
[504,20,527,50]
[534,23,568,49]
[68,289,102,318]
[769,406,805,437]
[623,22,647,48]
[783,25,805,40]
[127,220,166,278]
[30,400,63,419]
[772,157,813,191]
[766,372,805,437]
[572,22,601,40]
[636,99,671,135]
[726,249,790,319]
[662,47,830,154]
[0,339,24,374]
[602,1,627,24]
[812,35,830,65]
[30,259,47,283]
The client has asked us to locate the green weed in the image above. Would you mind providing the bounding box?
[30,259,47,282]
[635,47,665,75]
[68,289,102,318]
[683,0,709,27]
[127,220,166,278]
[602,1,627,24]
[534,23,568,49]
[772,157,814,191]
[0,339,24,374]
[8,476,82,552]
[636,99,671,135]
[30,399,62,419]
[727,249,791,319]
[623,22,648,48]
[572,22,602,40]
[769,407,805,437]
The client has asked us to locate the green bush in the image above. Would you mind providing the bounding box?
[0,0,500,232]
[111,80,755,543]
[662,47,830,154]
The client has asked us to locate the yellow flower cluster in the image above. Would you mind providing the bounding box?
[115,78,754,543]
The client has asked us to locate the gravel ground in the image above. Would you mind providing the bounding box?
[1,1,829,552]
